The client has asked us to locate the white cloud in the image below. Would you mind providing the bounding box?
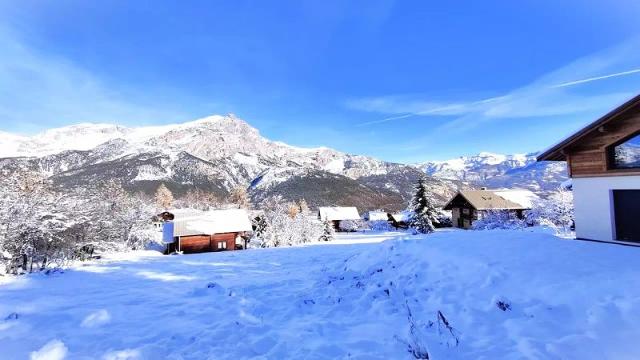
[0,26,189,133]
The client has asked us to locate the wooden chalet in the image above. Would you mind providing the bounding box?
[538,94,640,243]
[388,211,411,229]
[443,189,535,229]
[160,209,253,254]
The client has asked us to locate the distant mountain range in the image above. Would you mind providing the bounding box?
[0,116,567,211]
[0,115,459,211]
[417,152,568,192]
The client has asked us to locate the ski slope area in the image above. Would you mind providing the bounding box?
[1,230,639,359]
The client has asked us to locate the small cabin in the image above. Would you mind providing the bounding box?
[538,94,640,243]
[160,209,253,254]
[388,211,412,229]
[443,189,536,229]
[318,206,360,231]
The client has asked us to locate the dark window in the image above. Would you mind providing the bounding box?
[609,133,640,169]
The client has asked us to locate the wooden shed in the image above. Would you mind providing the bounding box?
[538,94,640,243]
[161,209,253,254]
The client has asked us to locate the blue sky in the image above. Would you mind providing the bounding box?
[1,1,640,162]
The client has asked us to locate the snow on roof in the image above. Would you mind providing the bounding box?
[443,189,536,211]
[390,210,412,222]
[365,211,389,221]
[318,207,360,221]
[493,189,539,209]
[172,209,253,237]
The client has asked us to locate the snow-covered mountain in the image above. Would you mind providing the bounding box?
[0,115,459,211]
[417,152,568,192]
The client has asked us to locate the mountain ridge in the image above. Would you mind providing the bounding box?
[0,115,460,211]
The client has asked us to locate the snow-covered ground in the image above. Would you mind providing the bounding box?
[1,230,640,359]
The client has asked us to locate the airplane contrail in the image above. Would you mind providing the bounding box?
[552,68,640,88]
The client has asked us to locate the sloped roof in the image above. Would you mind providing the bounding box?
[537,94,640,161]
[390,210,412,222]
[318,207,360,221]
[172,209,253,237]
[493,190,538,209]
[443,189,534,211]
[364,211,389,221]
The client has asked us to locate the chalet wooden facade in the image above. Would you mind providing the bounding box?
[159,209,253,254]
[443,189,535,229]
[538,94,640,243]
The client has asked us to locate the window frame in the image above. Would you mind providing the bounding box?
[606,130,640,171]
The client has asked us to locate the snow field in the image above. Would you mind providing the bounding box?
[0,230,639,359]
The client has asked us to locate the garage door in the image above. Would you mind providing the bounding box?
[613,190,640,242]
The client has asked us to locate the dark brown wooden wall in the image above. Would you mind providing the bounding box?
[566,112,640,177]
[179,233,237,254]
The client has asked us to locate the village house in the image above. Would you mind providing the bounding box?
[158,208,253,254]
[443,189,536,229]
[538,94,640,244]
[318,206,361,231]
[388,211,411,229]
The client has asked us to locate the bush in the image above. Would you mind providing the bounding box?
[339,219,366,232]
[472,210,525,230]
[368,220,394,231]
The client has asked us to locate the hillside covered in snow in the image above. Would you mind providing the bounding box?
[418,152,568,192]
[0,115,459,211]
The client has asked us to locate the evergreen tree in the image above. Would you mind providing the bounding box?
[409,177,439,234]
[319,220,335,242]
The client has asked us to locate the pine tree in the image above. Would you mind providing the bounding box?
[155,184,174,210]
[409,177,439,234]
[319,220,334,242]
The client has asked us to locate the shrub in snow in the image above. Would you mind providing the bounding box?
[525,188,574,236]
[0,174,156,275]
[252,196,326,247]
[368,220,394,231]
[472,210,525,230]
[409,177,440,234]
[338,219,365,232]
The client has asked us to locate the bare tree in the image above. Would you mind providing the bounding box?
[155,183,174,210]
[228,186,250,209]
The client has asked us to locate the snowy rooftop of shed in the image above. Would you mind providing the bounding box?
[318,207,361,221]
[171,209,253,237]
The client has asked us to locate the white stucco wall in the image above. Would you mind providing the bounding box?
[573,175,640,241]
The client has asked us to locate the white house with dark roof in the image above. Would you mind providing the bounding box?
[538,94,640,244]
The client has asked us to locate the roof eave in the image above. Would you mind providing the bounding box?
[537,93,640,162]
